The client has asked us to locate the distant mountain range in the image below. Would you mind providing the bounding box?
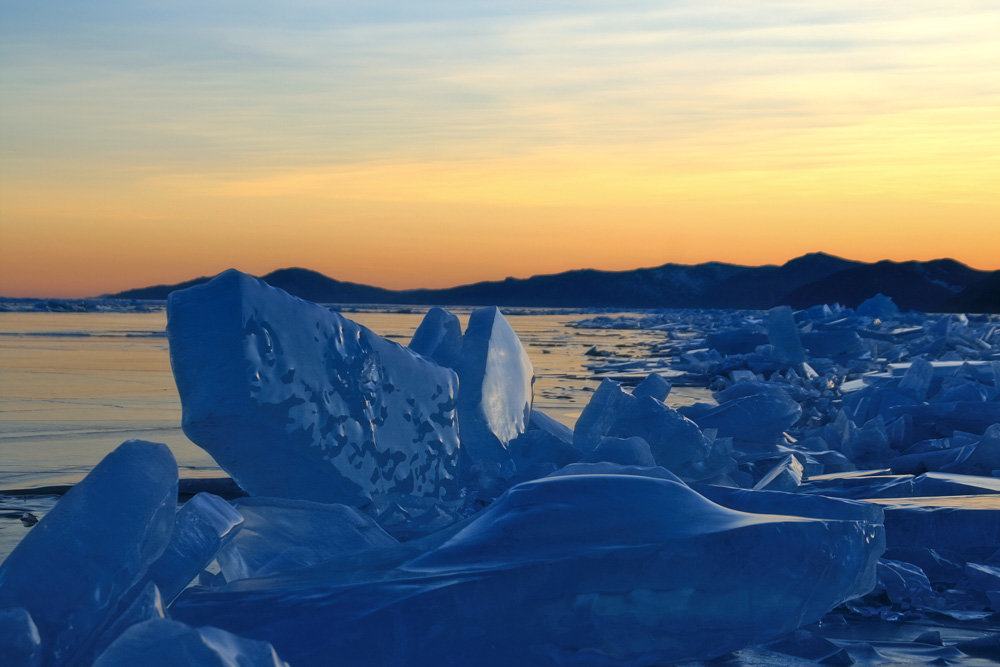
[108,252,1000,313]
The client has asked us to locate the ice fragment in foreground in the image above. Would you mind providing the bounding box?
[0,607,41,667]
[167,270,460,507]
[172,472,882,666]
[216,497,397,582]
[0,440,177,666]
[93,618,288,667]
[147,493,244,604]
[456,307,534,463]
[408,307,462,369]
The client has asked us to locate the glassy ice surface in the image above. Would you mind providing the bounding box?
[0,440,177,666]
[171,471,882,666]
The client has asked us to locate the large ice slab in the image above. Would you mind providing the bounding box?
[172,472,882,666]
[456,307,534,463]
[0,440,177,666]
[93,619,288,667]
[167,270,461,507]
[147,493,244,604]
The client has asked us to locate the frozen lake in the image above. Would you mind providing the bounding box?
[0,307,709,560]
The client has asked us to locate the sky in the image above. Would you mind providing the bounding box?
[1,1,998,297]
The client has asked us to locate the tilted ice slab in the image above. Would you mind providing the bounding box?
[457,307,534,464]
[172,471,883,666]
[147,493,244,604]
[167,270,461,507]
[0,440,177,666]
[216,497,397,582]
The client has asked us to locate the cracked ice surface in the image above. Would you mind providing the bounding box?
[167,270,461,508]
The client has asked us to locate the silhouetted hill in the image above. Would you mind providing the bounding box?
[263,268,398,304]
[782,259,986,312]
[400,262,747,308]
[942,271,1000,314]
[701,252,861,308]
[106,254,997,312]
[110,276,214,299]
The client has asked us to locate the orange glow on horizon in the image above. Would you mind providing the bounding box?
[2,2,998,297]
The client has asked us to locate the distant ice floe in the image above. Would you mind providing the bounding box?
[4,279,1000,665]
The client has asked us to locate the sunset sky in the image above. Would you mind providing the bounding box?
[1,1,998,297]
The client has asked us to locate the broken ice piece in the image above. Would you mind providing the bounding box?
[583,436,657,467]
[457,307,534,464]
[216,497,397,582]
[631,372,671,402]
[0,607,41,667]
[754,455,804,492]
[766,306,807,365]
[572,379,634,452]
[409,307,462,369]
[0,440,177,666]
[147,493,244,604]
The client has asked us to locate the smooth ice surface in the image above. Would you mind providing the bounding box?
[173,472,882,666]
[216,497,397,582]
[0,607,41,667]
[408,307,462,369]
[167,270,461,507]
[93,619,288,667]
[0,440,177,666]
[147,493,244,604]
[457,307,534,463]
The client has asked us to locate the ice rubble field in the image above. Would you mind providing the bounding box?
[3,272,1000,666]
